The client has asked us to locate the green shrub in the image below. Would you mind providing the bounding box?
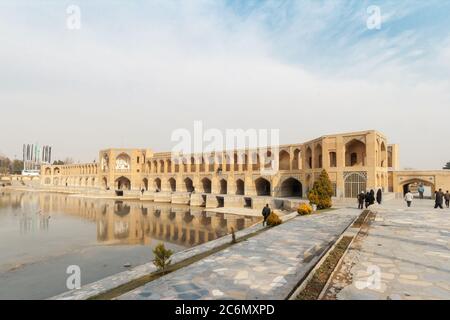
[152,242,173,274]
[308,169,333,210]
[298,203,313,215]
[266,211,282,226]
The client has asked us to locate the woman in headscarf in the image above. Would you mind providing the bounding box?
[365,191,371,208]
[369,189,375,206]
[376,189,382,205]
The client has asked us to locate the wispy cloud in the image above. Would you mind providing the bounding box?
[0,0,449,169]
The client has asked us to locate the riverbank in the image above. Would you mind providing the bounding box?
[0,190,263,299]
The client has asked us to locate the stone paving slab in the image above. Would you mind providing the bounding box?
[118,208,360,300]
[327,200,450,300]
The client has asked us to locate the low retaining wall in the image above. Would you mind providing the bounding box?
[153,192,171,203]
[171,192,190,205]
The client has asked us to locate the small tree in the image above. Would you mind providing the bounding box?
[308,169,333,210]
[443,162,450,170]
[152,243,173,274]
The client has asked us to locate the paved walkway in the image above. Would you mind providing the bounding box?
[118,208,359,300]
[326,200,450,300]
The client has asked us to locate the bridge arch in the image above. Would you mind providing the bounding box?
[279,150,290,170]
[345,139,366,167]
[102,177,108,189]
[168,178,176,192]
[219,179,227,194]
[154,178,162,191]
[142,178,149,191]
[115,176,131,190]
[184,177,194,192]
[255,177,271,196]
[305,147,312,169]
[235,179,245,195]
[401,178,435,197]
[201,177,212,193]
[314,144,323,169]
[277,177,303,198]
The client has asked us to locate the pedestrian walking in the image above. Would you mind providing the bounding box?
[365,191,371,209]
[369,189,376,206]
[418,184,425,199]
[445,191,450,208]
[261,204,271,226]
[435,189,444,209]
[376,189,382,205]
[357,191,365,209]
[404,190,414,207]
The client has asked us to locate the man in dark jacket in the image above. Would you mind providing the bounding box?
[357,192,365,209]
[262,204,271,226]
[435,189,444,209]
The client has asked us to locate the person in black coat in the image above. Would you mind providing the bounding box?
[369,190,376,206]
[261,204,271,226]
[365,191,371,208]
[357,192,365,209]
[435,189,444,209]
[376,189,382,205]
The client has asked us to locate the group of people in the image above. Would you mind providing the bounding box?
[404,188,450,209]
[357,189,383,209]
[433,189,450,209]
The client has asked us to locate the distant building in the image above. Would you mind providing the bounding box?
[22,144,52,175]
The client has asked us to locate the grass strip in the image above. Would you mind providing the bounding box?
[296,236,353,300]
[352,209,369,228]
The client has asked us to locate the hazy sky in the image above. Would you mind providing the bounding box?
[0,0,449,169]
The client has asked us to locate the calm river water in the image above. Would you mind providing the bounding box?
[0,190,260,299]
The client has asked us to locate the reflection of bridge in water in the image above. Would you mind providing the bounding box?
[7,192,261,247]
[0,191,51,233]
